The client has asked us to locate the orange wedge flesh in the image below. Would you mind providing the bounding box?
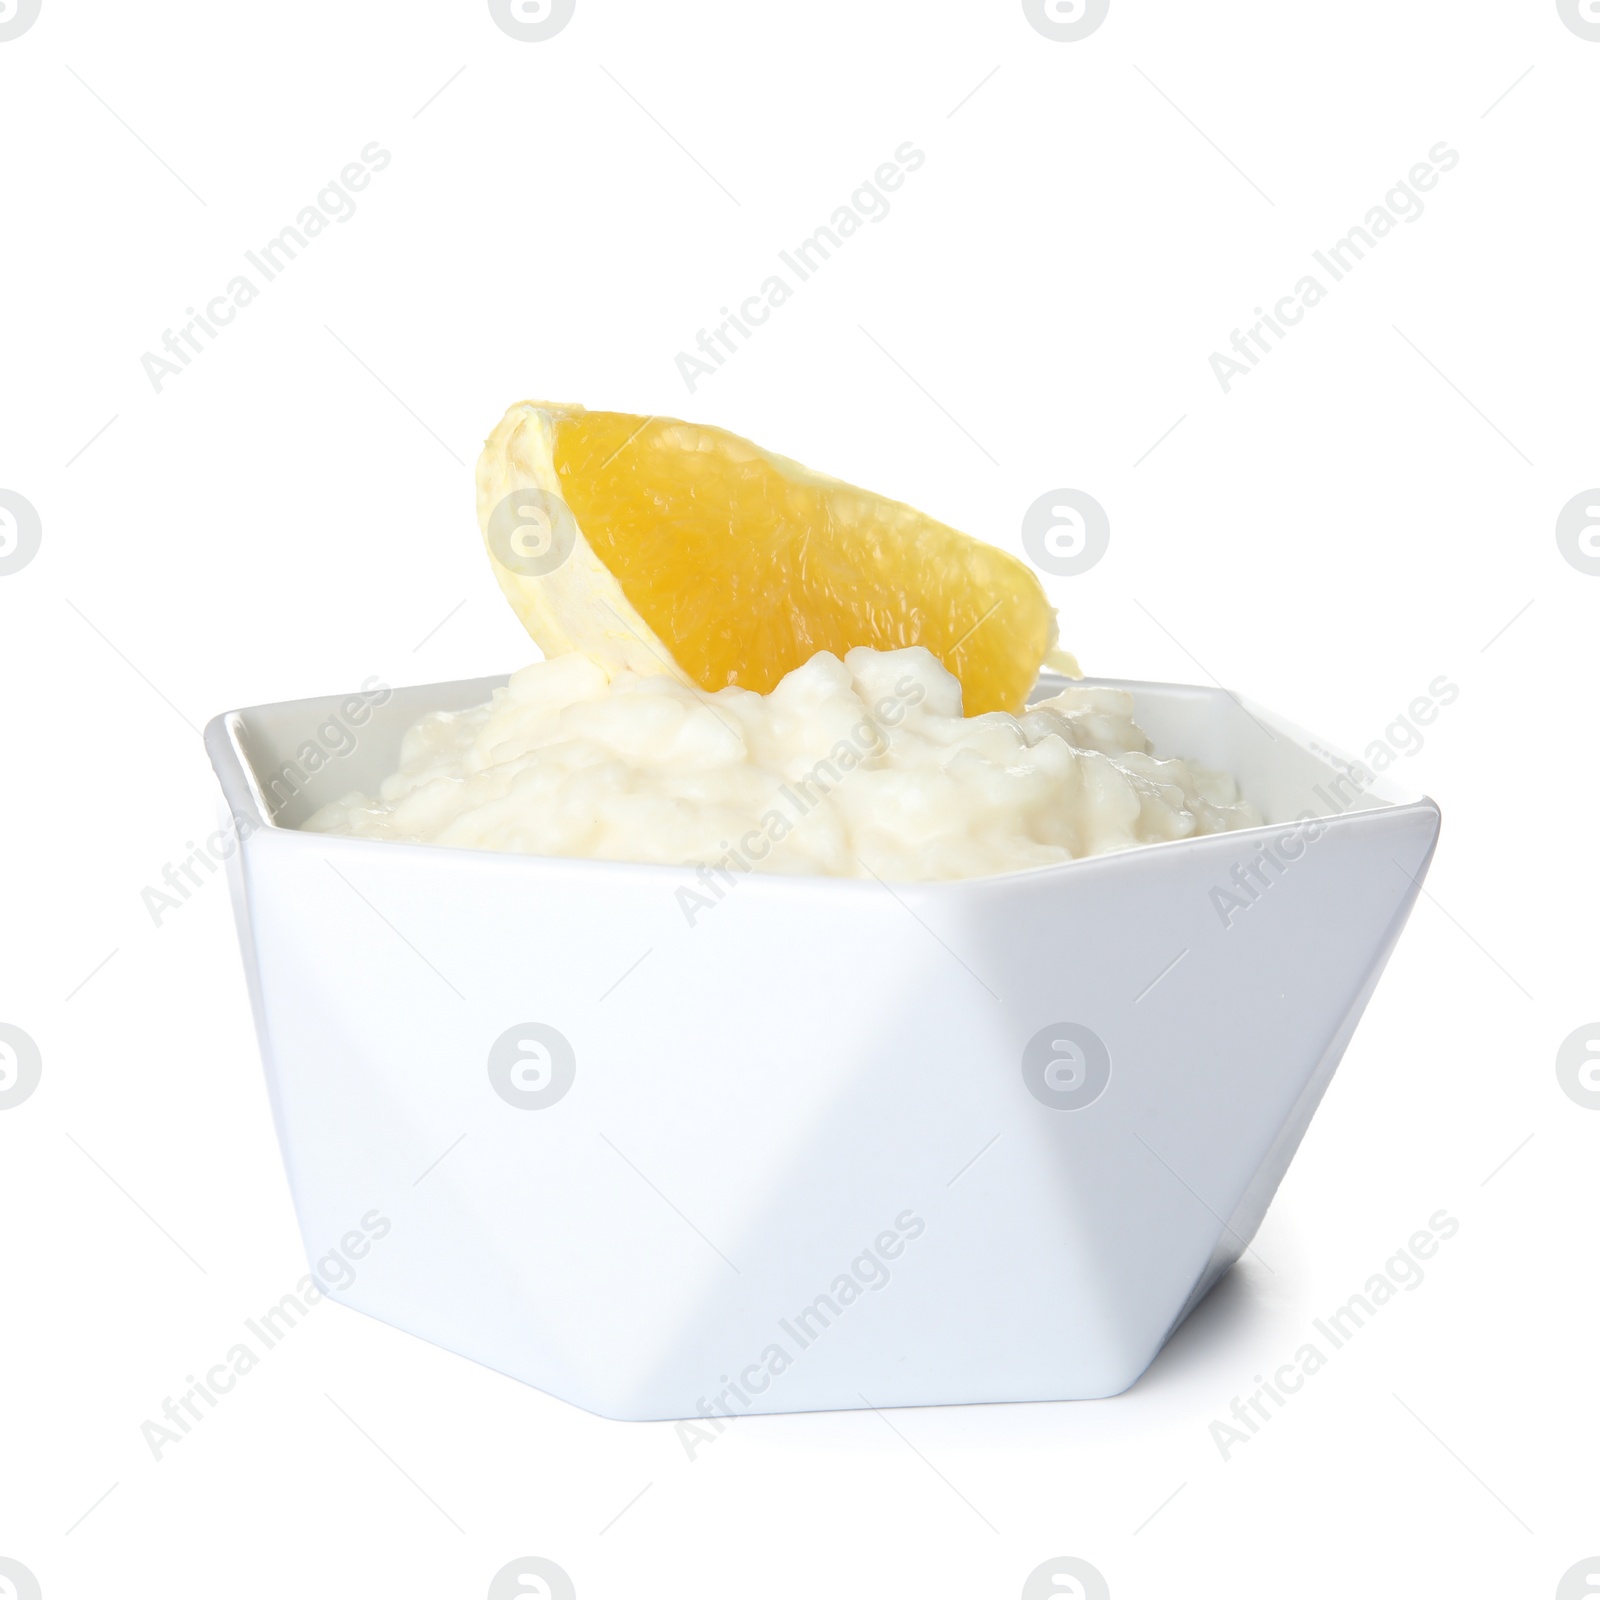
[549,411,1060,716]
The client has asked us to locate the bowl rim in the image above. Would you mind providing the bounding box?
[204,671,1441,893]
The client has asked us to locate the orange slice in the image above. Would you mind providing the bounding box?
[475,401,1074,715]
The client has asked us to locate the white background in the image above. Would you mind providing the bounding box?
[2,2,1597,1596]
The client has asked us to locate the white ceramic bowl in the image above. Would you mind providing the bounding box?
[204,672,1439,1420]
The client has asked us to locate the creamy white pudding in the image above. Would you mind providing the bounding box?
[303,647,1258,879]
